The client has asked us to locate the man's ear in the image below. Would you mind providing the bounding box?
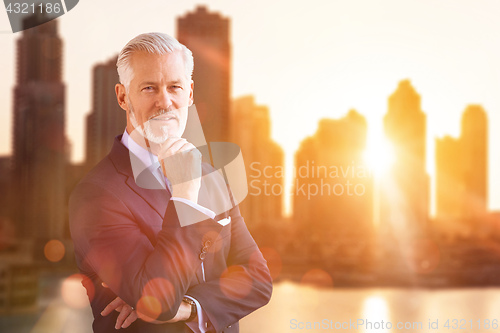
[188,80,194,106]
[116,83,129,111]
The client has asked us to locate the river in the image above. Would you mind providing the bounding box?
[1,275,500,333]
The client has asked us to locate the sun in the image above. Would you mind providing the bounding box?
[363,133,395,177]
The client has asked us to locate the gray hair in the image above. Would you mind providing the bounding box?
[116,32,194,91]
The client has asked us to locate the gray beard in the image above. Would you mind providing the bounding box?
[128,99,170,144]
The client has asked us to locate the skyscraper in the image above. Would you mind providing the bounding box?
[435,105,488,225]
[293,110,373,240]
[0,157,12,233]
[461,105,488,220]
[177,6,231,143]
[381,80,429,233]
[11,14,67,247]
[436,136,463,220]
[231,96,284,234]
[85,56,127,169]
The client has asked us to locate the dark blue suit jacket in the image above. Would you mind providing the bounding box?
[69,136,272,332]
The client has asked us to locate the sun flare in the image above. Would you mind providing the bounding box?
[363,134,395,176]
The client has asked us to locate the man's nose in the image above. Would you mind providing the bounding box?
[156,88,173,109]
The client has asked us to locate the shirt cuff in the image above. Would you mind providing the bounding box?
[184,295,211,333]
[171,197,216,219]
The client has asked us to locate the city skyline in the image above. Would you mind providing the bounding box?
[3,2,500,329]
[1,1,500,214]
[5,8,492,242]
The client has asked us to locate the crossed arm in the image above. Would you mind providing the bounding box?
[70,181,272,332]
[100,283,193,329]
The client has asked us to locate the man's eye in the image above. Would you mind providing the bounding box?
[170,86,182,90]
[142,86,154,91]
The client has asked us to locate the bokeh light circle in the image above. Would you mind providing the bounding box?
[44,239,65,262]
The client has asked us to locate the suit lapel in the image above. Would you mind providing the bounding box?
[108,136,170,219]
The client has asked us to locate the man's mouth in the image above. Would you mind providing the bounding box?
[150,113,177,121]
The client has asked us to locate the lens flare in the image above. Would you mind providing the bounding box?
[44,239,65,262]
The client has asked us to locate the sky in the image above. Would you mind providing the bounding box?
[1,0,500,214]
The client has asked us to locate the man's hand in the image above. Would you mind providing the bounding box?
[101,283,195,327]
[101,295,137,329]
[157,137,202,203]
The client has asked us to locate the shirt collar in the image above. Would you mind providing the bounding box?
[121,129,166,189]
[121,128,159,168]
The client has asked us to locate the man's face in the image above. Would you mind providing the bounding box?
[117,51,193,143]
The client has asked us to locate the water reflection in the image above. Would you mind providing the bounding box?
[362,296,390,333]
[2,278,500,333]
[241,282,500,333]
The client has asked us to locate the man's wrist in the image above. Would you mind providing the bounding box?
[182,297,197,322]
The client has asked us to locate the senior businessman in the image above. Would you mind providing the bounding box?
[69,32,272,333]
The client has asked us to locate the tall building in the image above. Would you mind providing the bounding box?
[293,110,373,240]
[0,157,11,217]
[177,6,231,143]
[435,105,488,223]
[11,14,67,248]
[0,157,14,249]
[231,96,284,235]
[461,105,488,220]
[85,56,127,168]
[381,80,429,233]
[435,136,463,220]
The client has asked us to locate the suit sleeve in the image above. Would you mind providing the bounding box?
[185,204,273,332]
[69,181,222,321]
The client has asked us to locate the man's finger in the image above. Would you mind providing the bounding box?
[101,297,125,316]
[175,141,196,152]
[115,306,133,329]
[160,139,188,157]
[160,137,186,153]
[164,142,199,158]
[121,311,138,328]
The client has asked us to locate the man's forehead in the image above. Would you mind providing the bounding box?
[130,51,186,77]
